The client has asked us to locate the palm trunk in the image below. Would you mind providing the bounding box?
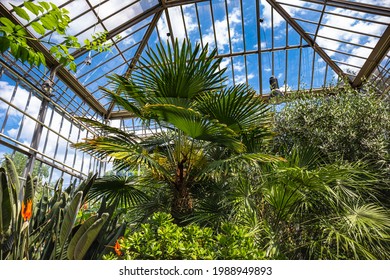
[171,155,193,224]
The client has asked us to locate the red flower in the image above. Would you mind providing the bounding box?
[114,240,122,256]
[21,199,33,221]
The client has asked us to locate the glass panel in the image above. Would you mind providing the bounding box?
[168,6,187,41]
[286,48,300,91]
[233,55,247,84]
[246,54,259,93]
[300,47,314,89]
[182,4,201,45]
[242,0,257,52]
[197,1,216,51]
[211,0,230,54]
[227,0,244,53]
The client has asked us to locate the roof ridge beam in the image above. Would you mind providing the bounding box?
[352,25,390,88]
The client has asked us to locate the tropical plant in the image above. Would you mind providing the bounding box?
[0,157,125,260]
[103,212,266,260]
[200,145,390,259]
[74,40,281,223]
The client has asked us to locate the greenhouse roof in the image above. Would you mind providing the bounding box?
[1,0,389,120]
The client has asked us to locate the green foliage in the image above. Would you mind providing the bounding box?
[0,1,112,71]
[87,175,149,208]
[103,212,265,260]
[0,152,49,179]
[0,157,124,260]
[75,40,277,223]
[273,82,390,166]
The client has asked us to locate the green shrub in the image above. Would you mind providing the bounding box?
[103,212,265,260]
[273,82,390,166]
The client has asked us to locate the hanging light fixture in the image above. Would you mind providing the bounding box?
[42,79,53,96]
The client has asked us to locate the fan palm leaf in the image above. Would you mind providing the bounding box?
[133,39,226,100]
[145,103,244,152]
[87,175,149,208]
[196,84,270,133]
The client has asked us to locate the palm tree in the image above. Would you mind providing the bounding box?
[74,40,280,223]
[204,145,390,259]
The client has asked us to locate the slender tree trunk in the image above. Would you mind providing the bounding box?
[171,183,193,224]
[171,155,193,224]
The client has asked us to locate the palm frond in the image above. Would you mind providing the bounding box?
[75,117,141,143]
[125,183,171,224]
[145,103,244,152]
[87,175,149,208]
[196,84,270,132]
[200,153,285,178]
[74,130,171,178]
[314,203,390,259]
[132,39,227,100]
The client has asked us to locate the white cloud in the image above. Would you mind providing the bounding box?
[0,81,41,116]
[156,5,198,44]
[219,59,231,71]
[202,7,243,53]
[279,83,292,93]
[157,13,170,42]
[233,61,245,72]
[315,7,388,75]
[261,0,304,29]
[235,73,255,84]
[0,81,43,146]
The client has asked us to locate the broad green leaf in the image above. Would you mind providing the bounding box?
[59,191,83,249]
[69,61,77,72]
[38,1,51,11]
[14,25,27,36]
[31,21,45,35]
[73,213,109,260]
[18,46,29,62]
[0,17,16,28]
[24,173,34,202]
[0,168,12,234]
[11,5,30,21]
[27,50,37,66]
[0,25,14,34]
[4,156,20,203]
[0,37,10,53]
[50,2,59,10]
[50,45,58,54]
[10,42,19,57]
[40,15,55,30]
[59,44,69,54]
[67,214,98,260]
[24,2,43,16]
[37,51,46,66]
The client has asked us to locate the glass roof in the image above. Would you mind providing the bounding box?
[1,0,389,119]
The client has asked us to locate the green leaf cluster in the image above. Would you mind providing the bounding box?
[273,82,390,166]
[103,212,265,260]
[0,1,111,71]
